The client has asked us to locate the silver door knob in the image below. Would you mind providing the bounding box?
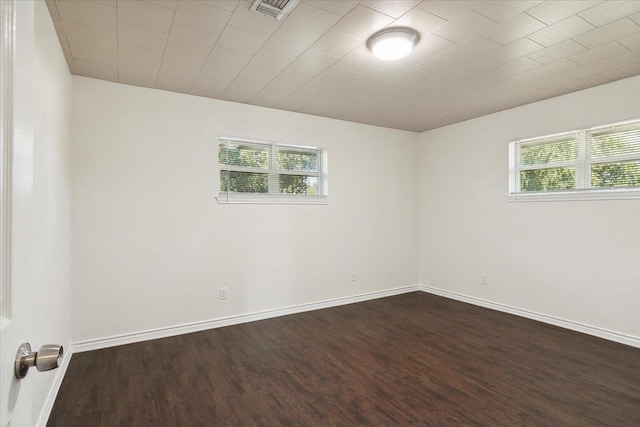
[14,343,64,379]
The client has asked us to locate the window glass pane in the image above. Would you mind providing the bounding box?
[520,168,575,192]
[520,138,578,166]
[219,143,268,169]
[590,127,640,158]
[220,171,268,193]
[591,161,640,188]
[279,175,318,195]
[277,149,318,172]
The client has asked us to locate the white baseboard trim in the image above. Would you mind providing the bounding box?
[72,285,420,353]
[418,284,640,349]
[36,345,73,427]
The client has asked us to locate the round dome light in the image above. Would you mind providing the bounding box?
[366,27,420,61]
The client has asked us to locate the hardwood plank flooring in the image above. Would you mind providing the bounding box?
[48,292,640,426]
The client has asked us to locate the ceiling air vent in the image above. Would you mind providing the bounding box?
[250,0,299,20]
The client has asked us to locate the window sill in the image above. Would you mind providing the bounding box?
[216,195,330,205]
[506,188,640,202]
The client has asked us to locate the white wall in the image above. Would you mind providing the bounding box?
[30,1,72,421]
[0,1,71,426]
[418,75,640,340]
[71,77,419,343]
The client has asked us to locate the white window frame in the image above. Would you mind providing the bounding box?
[507,118,640,202]
[216,136,329,205]
[0,0,13,325]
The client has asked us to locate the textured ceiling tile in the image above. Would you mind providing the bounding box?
[527,15,594,47]
[333,50,377,73]
[332,5,394,39]
[528,58,581,78]
[443,36,501,59]
[75,59,118,81]
[471,0,542,23]
[566,59,618,79]
[263,27,321,56]
[162,45,209,69]
[600,61,640,80]
[159,61,201,81]
[578,0,640,27]
[572,18,640,49]
[608,49,640,67]
[487,37,544,62]
[432,10,498,43]
[117,0,175,33]
[277,65,319,85]
[118,62,159,81]
[143,0,178,10]
[173,0,232,34]
[416,0,473,21]
[57,0,116,31]
[63,20,117,51]
[117,22,168,51]
[481,13,546,45]
[360,1,421,19]
[393,7,447,34]
[167,24,220,53]
[525,0,603,25]
[205,46,253,69]
[562,73,611,91]
[528,39,587,64]
[237,63,283,83]
[411,33,456,60]
[250,48,297,70]
[569,41,631,65]
[69,44,118,66]
[196,1,240,13]
[263,77,305,95]
[303,0,359,16]
[291,49,340,73]
[199,63,242,82]
[281,2,342,35]
[118,43,164,68]
[227,77,267,93]
[216,26,269,55]
[312,29,364,58]
[618,32,640,50]
[192,75,230,92]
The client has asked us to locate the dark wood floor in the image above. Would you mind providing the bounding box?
[49,292,640,426]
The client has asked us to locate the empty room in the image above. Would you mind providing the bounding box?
[1,0,640,425]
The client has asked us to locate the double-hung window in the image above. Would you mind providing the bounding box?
[217,136,328,204]
[508,119,640,201]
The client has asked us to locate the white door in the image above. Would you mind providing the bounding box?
[1,1,35,425]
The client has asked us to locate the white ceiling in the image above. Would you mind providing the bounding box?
[46,0,640,132]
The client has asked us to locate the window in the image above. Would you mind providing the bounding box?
[217,136,328,204]
[508,119,640,201]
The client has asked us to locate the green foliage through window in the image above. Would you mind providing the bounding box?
[520,138,577,166]
[219,138,325,197]
[520,168,575,192]
[511,120,640,195]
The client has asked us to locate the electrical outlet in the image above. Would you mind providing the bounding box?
[350,271,357,282]
[219,287,228,300]
[480,274,487,285]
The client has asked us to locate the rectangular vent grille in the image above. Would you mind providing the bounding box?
[250,0,298,20]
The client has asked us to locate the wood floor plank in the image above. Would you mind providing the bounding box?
[48,292,640,426]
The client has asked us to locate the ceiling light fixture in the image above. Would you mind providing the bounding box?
[366,27,420,61]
